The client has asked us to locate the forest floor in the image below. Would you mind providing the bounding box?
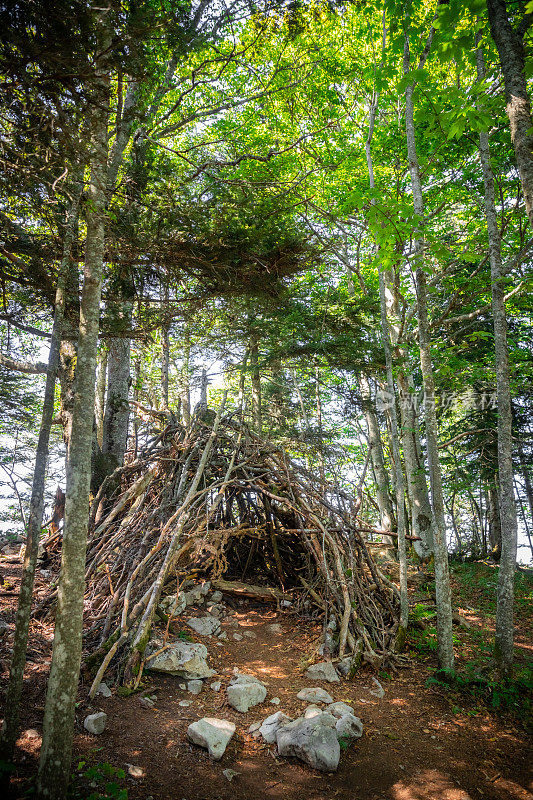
[0,559,532,800]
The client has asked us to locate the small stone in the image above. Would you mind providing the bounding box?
[329,701,355,718]
[335,713,363,740]
[280,600,292,608]
[188,679,203,695]
[96,682,112,698]
[222,769,240,782]
[242,631,256,639]
[199,581,211,596]
[327,617,337,632]
[248,722,261,733]
[179,700,191,707]
[211,591,223,603]
[210,681,222,692]
[139,696,155,709]
[227,674,267,713]
[127,765,144,779]
[276,714,340,772]
[233,633,243,641]
[186,616,221,637]
[296,687,333,704]
[267,623,283,634]
[305,661,340,684]
[179,683,187,690]
[23,729,40,740]
[304,705,322,719]
[259,710,292,743]
[187,717,235,760]
[84,712,107,735]
[218,631,228,640]
[369,677,385,699]
[270,697,280,705]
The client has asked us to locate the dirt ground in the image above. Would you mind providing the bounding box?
[1,559,532,800]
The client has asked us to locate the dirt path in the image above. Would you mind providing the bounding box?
[1,566,531,800]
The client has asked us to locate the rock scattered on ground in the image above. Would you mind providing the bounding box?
[267,623,283,634]
[187,616,221,637]
[329,701,355,718]
[146,640,214,679]
[232,633,243,641]
[96,682,112,698]
[270,697,280,705]
[276,713,340,772]
[335,713,363,740]
[210,681,222,692]
[84,712,107,735]
[369,676,385,698]
[188,679,203,694]
[305,661,340,683]
[259,711,292,743]
[227,673,267,713]
[187,717,236,760]
[296,687,333,704]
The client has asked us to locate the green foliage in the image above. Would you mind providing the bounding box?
[70,761,128,800]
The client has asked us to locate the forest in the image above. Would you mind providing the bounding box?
[0,1,531,799]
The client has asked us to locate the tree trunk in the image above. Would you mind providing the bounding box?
[486,0,533,228]
[95,347,107,448]
[37,30,110,797]
[161,282,170,411]
[487,478,502,560]
[102,302,131,471]
[250,334,262,434]
[477,37,518,676]
[397,369,435,560]
[359,375,395,545]
[0,184,81,766]
[404,31,454,670]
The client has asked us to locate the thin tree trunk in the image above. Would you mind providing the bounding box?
[315,364,326,486]
[404,29,454,670]
[161,282,170,411]
[250,334,262,434]
[37,29,110,796]
[180,336,191,429]
[363,67,408,632]
[95,347,107,448]
[486,0,533,228]
[477,37,518,676]
[102,302,131,471]
[0,184,81,766]
[359,375,395,546]
[487,478,502,560]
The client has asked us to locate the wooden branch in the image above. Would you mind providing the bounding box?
[212,579,290,604]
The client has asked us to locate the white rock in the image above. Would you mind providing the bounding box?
[199,581,211,596]
[210,681,222,692]
[179,700,191,707]
[276,714,340,772]
[259,711,292,743]
[270,697,280,705]
[218,631,228,640]
[369,677,385,698]
[159,592,186,617]
[96,682,112,698]
[222,768,240,782]
[248,721,261,733]
[179,683,187,690]
[211,591,223,603]
[127,765,144,779]
[267,623,283,634]
[233,633,243,641]
[227,674,267,713]
[328,701,355,718]
[242,631,256,639]
[304,705,322,719]
[146,641,214,679]
[187,717,235,760]
[335,713,363,740]
[84,712,107,735]
[188,679,203,694]
[305,661,340,683]
[280,600,292,608]
[296,687,333,704]
[187,616,221,637]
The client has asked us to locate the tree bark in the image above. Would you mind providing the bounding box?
[102,302,131,471]
[250,334,262,434]
[359,375,395,545]
[404,30,454,670]
[0,183,81,766]
[477,37,518,676]
[486,0,533,228]
[37,24,110,797]
[95,347,107,448]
